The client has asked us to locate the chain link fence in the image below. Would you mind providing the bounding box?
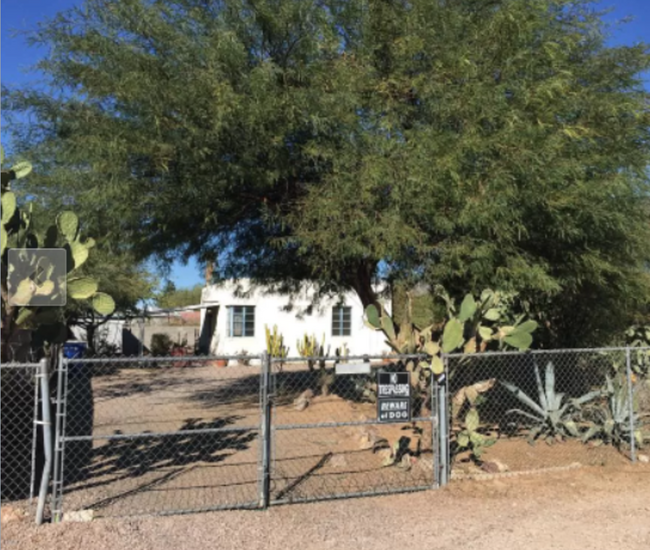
[1,362,42,509]
[51,354,263,519]
[445,348,649,479]
[268,354,442,504]
[3,346,648,524]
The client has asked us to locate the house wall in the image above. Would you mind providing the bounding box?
[200,280,391,363]
[69,320,125,352]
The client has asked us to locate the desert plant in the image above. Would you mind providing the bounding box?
[452,379,497,461]
[296,333,328,371]
[365,290,536,407]
[265,324,288,366]
[581,373,648,449]
[335,342,349,363]
[365,288,537,464]
[1,145,115,357]
[150,333,173,357]
[502,360,602,444]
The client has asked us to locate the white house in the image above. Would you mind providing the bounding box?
[199,279,391,360]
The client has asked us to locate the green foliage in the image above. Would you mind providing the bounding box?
[581,373,647,449]
[4,0,650,348]
[265,324,288,361]
[502,361,601,444]
[453,381,498,462]
[150,333,173,357]
[155,282,203,309]
[1,145,115,350]
[296,333,329,371]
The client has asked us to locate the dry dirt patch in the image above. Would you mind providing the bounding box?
[4,464,650,550]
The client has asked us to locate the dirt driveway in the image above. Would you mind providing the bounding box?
[4,463,650,550]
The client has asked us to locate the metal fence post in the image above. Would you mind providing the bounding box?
[259,351,272,508]
[624,347,637,463]
[431,368,439,489]
[438,354,450,487]
[35,357,53,525]
[51,348,67,522]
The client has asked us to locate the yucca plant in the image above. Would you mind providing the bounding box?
[502,360,602,444]
[581,374,647,449]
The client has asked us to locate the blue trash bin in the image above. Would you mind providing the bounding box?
[63,340,87,360]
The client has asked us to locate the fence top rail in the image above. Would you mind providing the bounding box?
[271,353,428,363]
[64,353,263,364]
[442,346,648,359]
[0,362,41,369]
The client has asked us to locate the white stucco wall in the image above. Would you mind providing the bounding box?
[69,319,125,351]
[200,279,391,361]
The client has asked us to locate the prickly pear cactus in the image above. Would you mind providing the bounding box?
[364,287,537,464]
[1,145,115,350]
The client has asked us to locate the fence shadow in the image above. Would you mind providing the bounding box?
[66,416,257,490]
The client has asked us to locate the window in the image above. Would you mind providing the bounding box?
[228,306,255,337]
[332,306,352,337]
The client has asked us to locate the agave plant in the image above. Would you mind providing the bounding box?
[502,360,602,444]
[581,374,647,449]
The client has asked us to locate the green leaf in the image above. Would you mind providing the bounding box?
[442,318,464,353]
[381,315,396,341]
[458,294,477,322]
[465,408,480,433]
[15,307,34,326]
[430,355,444,375]
[1,224,7,254]
[483,308,500,321]
[478,325,492,341]
[365,304,380,329]
[457,432,470,448]
[67,277,99,300]
[0,145,4,166]
[517,320,538,334]
[423,341,440,356]
[504,330,533,350]
[69,240,89,269]
[1,191,16,224]
[11,161,33,179]
[57,211,79,240]
[92,292,115,315]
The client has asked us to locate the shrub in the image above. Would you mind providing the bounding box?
[150,333,173,356]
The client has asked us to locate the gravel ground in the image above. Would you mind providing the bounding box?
[4,463,650,550]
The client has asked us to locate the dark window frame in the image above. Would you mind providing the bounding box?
[332,306,352,337]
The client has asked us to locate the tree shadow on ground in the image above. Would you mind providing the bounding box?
[65,415,257,490]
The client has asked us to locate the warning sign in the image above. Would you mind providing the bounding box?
[377,372,411,423]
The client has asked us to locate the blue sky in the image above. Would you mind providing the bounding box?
[2,0,649,288]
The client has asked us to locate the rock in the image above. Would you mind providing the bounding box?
[376,449,393,464]
[330,454,348,469]
[638,454,649,464]
[397,454,413,471]
[357,427,379,450]
[481,459,509,474]
[63,510,94,523]
[293,389,314,411]
[1,506,25,525]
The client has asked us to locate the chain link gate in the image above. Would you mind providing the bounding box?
[51,354,265,519]
[50,352,448,520]
[267,354,447,505]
